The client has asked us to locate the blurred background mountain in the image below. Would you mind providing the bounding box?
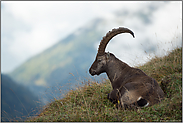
[9,21,104,103]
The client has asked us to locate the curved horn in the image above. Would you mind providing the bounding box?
[97,27,135,56]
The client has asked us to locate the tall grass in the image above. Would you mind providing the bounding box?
[28,47,182,122]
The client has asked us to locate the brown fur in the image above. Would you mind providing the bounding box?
[89,27,164,108]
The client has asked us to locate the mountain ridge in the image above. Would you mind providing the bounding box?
[8,19,105,103]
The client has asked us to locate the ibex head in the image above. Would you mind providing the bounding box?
[89,27,135,76]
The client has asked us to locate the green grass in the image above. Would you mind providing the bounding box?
[28,47,182,122]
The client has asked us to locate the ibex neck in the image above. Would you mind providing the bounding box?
[106,57,130,88]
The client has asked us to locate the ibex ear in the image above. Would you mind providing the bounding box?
[106,52,110,60]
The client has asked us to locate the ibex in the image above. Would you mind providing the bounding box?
[89,27,164,108]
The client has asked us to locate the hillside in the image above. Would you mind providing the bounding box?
[28,47,182,122]
[1,74,43,122]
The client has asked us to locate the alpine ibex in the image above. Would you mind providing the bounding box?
[89,27,164,108]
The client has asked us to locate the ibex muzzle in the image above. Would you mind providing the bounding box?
[89,53,109,76]
[89,27,164,108]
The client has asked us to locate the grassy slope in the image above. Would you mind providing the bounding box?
[28,47,182,122]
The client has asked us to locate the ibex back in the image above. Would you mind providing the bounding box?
[89,27,164,108]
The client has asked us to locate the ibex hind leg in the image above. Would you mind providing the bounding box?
[120,82,152,108]
[121,93,149,108]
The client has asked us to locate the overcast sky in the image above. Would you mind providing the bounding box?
[1,1,182,73]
